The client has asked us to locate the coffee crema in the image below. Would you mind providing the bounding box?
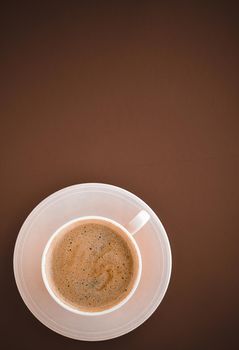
[45,222,137,312]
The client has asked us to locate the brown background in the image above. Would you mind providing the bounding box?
[1,1,239,349]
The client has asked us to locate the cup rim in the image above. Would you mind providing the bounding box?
[41,215,142,316]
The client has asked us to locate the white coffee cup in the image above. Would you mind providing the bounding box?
[41,210,150,316]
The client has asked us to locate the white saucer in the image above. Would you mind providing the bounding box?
[13,183,172,341]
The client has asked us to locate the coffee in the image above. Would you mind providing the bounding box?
[44,222,137,312]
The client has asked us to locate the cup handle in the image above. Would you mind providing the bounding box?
[125,210,150,235]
